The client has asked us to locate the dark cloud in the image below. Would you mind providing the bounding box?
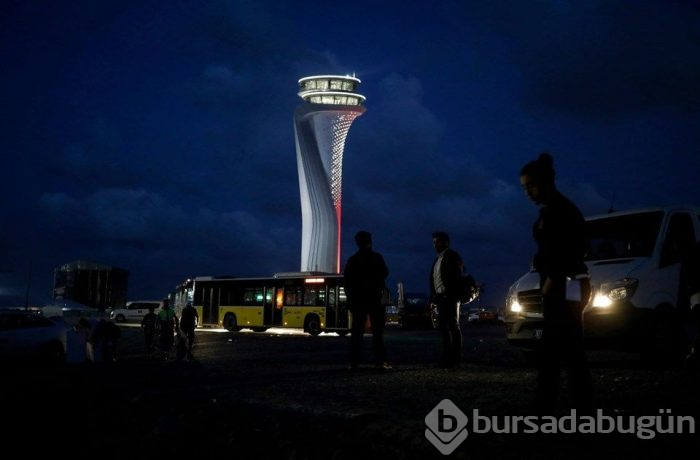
[3,0,697,308]
[452,0,700,118]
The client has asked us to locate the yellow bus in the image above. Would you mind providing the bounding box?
[169,278,194,318]
[192,272,349,335]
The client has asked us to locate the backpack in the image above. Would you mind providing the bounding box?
[458,274,477,304]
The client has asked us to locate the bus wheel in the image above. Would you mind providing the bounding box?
[304,315,322,336]
[337,330,349,337]
[252,327,268,333]
[224,313,240,332]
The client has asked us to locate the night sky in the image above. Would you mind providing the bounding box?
[2,1,699,307]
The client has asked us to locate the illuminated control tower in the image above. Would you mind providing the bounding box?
[294,75,366,273]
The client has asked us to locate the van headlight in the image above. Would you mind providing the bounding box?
[592,278,638,308]
[510,298,523,313]
[506,292,522,313]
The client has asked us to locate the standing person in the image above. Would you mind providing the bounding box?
[141,306,158,356]
[158,302,178,359]
[429,231,465,368]
[343,230,391,370]
[89,319,121,363]
[520,152,593,413]
[180,302,199,360]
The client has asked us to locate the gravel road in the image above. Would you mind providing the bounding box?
[3,323,698,459]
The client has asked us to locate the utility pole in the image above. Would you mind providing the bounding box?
[24,258,32,310]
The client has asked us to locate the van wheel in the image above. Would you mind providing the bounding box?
[337,330,349,337]
[642,306,685,366]
[304,315,322,336]
[224,313,240,332]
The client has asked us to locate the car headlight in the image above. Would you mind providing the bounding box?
[592,278,638,308]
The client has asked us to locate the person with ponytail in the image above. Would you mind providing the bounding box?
[520,152,593,413]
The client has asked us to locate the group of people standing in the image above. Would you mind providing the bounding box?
[342,229,470,371]
[343,152,594,413]
[141,301,199,361]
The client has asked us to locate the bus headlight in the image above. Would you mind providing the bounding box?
[593,278,638,308]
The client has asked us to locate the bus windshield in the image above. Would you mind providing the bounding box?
[585,211,664,261]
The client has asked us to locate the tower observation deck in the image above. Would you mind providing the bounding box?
[293,75,366,273]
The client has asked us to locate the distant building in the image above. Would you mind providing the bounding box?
[53,260,129,310]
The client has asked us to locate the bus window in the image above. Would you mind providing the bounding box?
[303,286,326,306]
[220,287,231,305]
[244,287,264,306]
[328,287,337,307]
[339,287,347,307]
[285,286,303,305]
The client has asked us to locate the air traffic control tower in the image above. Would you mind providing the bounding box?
[294,75,366,273]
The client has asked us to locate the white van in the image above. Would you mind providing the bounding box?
[505,205,699,354]
[109,300,163,323]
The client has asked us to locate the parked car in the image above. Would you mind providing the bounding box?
[463,307,499,325]
[479,308,499,323]
[110,300,163,323]
[398,293,433,329]
[466,308,480,323]
[0,309,71,363]
[385,305,400,324]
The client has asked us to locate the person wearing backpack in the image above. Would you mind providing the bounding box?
[158,302,178,359]
[141,306,158,356]
[180,302,199,360]
[429,231,465,368]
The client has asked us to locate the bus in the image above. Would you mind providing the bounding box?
[192,272,349,336]
[169,278,194,318]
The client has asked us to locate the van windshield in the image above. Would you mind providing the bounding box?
[585,211,663,261]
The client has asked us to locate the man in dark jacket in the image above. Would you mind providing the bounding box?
[344,230,391,370]
[429,231,465,368]
[140,306,158,356]
[180,302,199,359]
[521,152,592,413]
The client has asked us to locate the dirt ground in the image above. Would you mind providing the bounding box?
[3,323,699,459]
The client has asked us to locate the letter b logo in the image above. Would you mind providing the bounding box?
[425,399,468,455]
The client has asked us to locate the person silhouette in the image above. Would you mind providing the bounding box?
[179,302,199,360]
[141,306,158,356]
[520,152,593,413]
[343,230,391,370]
[429,231,465,368]
[158,302,178,359]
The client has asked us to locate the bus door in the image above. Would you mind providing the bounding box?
[327,281,348,329]
[264,286,283,326]
[202,285,220,325]
[337,284,348,329]
[327,284,338,328]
